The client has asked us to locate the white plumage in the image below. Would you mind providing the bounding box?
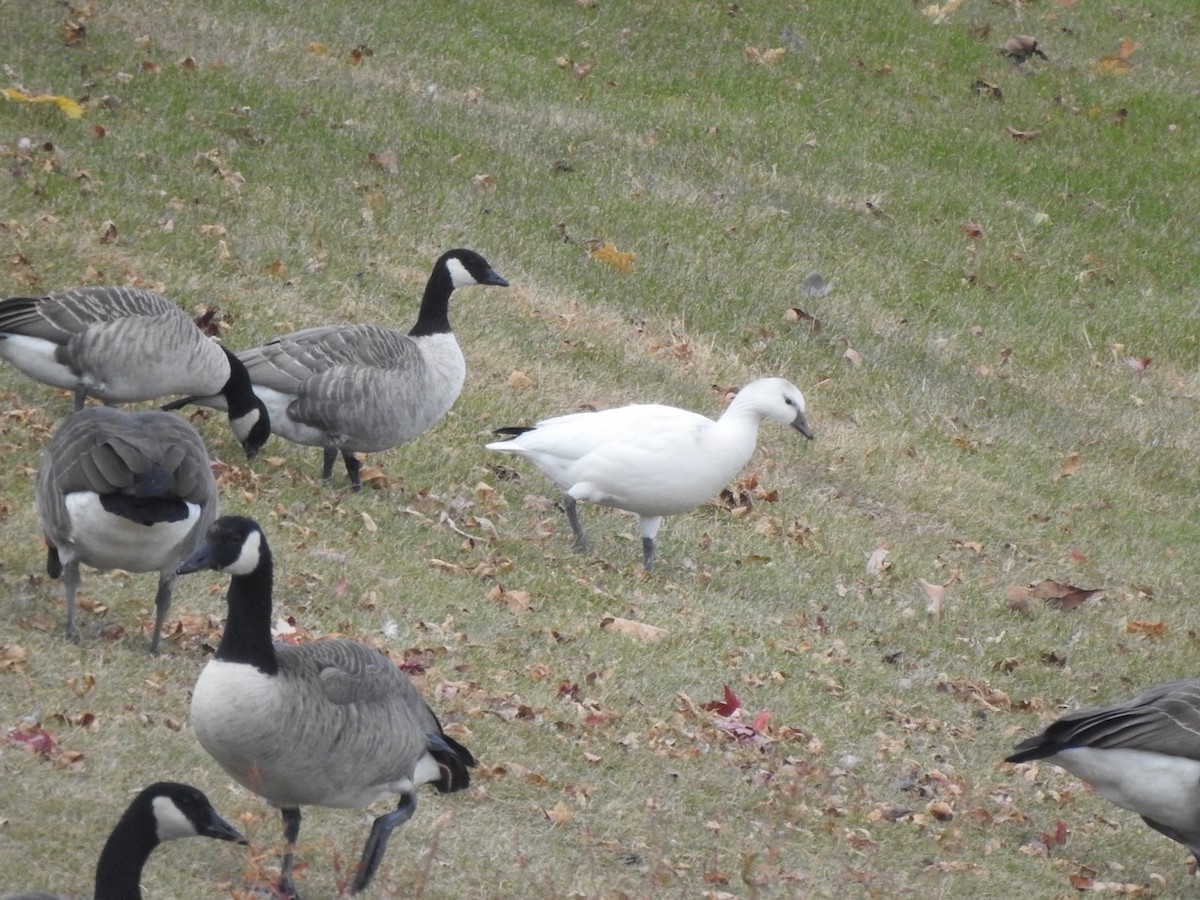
[486,377,813,570]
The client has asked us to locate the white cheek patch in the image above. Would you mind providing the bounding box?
[226,528,262,576]
[231,408,261,441]
[152,795,198,841]
[444,257,473,288]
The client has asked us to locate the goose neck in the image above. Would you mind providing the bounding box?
[215,554,279,675]
[219,348,260,417]
[94,813,157,900]
[408,267,454,338]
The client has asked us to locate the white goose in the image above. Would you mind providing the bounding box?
[177,516,476,897]
[165,248,508,490]
[1007,678,1200,867]
[35,407,219,653]
[486,377,813,570]
[0,286,270,459]
[2,781,246,900]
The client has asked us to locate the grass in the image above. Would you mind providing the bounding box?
[2,0,1200,896]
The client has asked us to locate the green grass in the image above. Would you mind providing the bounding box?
[3,0,1200,896]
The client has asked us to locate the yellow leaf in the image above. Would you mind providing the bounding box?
[307,42,331,55]
[2,87,85,119]
[588,241,636,273]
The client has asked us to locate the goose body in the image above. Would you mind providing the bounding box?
[0,286,270,458]
[2,781,246,900]
[35,407,219,653]
[1007,678,1200,863]
[166,249,508,489]
[486,377,813,570]
[178,516,475,897]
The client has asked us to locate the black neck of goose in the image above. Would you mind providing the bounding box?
[215,545,279,676]
[408,264,455,338]
[94,804,158,900]
[219,347,261,417]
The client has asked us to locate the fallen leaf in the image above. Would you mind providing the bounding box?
[1004,125,1043,141]
[599,614,667,642]
[1,87,86,119]
[866,544,891,575]
[702,684,741,716]
[783,306,823,331]
[1126,619,1167,637]
[1124,356,1151,372]
[1028,578,1101,610]
[506,370,535,389]
[918,577,946,621]
[587,241,636,273]
[1059,452,1080,479]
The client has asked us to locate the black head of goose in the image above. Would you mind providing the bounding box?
[0,286,270,459]
[1006,678,1200,866]
[176,516,476,897]
[34,407,219,654]
[164,249,508,490]
[2,781,246,900]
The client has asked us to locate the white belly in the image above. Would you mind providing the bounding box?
[254,385,328,446]
[64,492,200,572]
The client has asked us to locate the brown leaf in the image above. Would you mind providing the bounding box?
[918,577,946,621]
[1004,125,1043,141]
[368,150,398,173]
[1059,452,1080,479]
[783,306,823,331]
[1126,619,1167,637]
[599,614,667,642]
[1028,578,1101,610]
[98,220,118,243]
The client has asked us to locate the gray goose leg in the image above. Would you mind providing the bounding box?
[350,793,416,893]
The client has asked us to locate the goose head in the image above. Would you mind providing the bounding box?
[139,782,248,844]
[735,377,814,439]
[177,515,266,577]
[440,248,510,289]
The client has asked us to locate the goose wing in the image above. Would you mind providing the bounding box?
[40,409,213,501]
[240,325,420,393]
[1009,679,1200,762]
[0,287,180,341]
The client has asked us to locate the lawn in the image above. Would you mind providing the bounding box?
[2,0,1199,897]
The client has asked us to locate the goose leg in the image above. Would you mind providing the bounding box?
[321,446,338,482]
[342,451,363,492]
[350,793,416,894]
[638,516,663,573]
[641,537,656,572]
[73,384,87,411]
[278,807,303,900]
[62,559,82,643]
[147,572,174,655]
[563,495,589,554]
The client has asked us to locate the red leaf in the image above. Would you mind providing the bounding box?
[702,684,741,716]
[1041,819,1069,848]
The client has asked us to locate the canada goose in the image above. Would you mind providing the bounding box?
[1006,678,1200,865]
[0,286,270,458]
[2,781,246,900]
[35,406,219,653]
[485,377,813,571]
[164,249,508,490]
[177,516,476,897]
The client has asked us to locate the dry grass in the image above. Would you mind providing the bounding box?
[3,0,1200,897]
